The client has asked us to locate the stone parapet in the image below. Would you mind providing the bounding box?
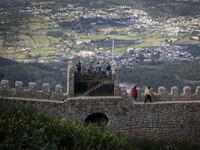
[123,86,200,102]
[0,80,67,101]
[1,78,200,102]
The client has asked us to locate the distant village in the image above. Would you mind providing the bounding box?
[0,1,199,68]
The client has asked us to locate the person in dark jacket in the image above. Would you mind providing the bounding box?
[130,86,138,104]
[76,61,81,73]
[106,62,111,77]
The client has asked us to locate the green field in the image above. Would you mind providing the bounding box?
[110,34,138,41]
[114,47,127,53]
[0,0,199,62]
[174,38,200,45]
[32,47,55,55]
[0,47,4,55]
[19,34,36,47]
[48,36,60,44]
[32,35,50,47]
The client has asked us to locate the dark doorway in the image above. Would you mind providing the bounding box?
[84,113,108,126]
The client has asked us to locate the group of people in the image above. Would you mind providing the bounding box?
[130,86,153,104]
[76,61,111,77]
[76,60,152,103]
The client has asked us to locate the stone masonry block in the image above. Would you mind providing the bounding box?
[196,86,200,95]
[183,86,191,95]
[55,84,63,94]
[171,86,179,96]
[15,81,23,93]
[0,80,9,91]
[42,83,50,93]
[158,86,167,95]
[29,82,37,94]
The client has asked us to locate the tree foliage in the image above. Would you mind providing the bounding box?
[0,57,67,90]
[119,61,200,92]
[0,102,126,150]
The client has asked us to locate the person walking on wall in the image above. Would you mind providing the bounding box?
[144,86,153,103]
[130,86,138,104]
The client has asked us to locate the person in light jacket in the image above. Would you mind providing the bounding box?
[95,62,102,73]
[144,86,153,103]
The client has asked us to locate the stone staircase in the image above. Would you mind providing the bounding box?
[84,82,104,96]
[74,71,114,96]
[84,80,113,96]
[83,74,93,81]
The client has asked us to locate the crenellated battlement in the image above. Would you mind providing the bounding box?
[1,61,200,144]
[1,59,200,102]
[1,78,200,102]
[122,85,200,102]
[150,86,200,101]
[0,80,67,101]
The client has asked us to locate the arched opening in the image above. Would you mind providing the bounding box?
[84,113,108,126]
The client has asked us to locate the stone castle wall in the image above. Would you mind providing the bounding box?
[0,80,67,101]
[0,60,200,143]
[2,60,200,101]
[0,96,200,143]
[1,78,200,102]
[129,85,200,102]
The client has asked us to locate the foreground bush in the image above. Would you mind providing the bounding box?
[0,102,126,150]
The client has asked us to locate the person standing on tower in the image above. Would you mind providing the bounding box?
[76,61,81,73]
[95,62,102,73]
[106,62,111,78]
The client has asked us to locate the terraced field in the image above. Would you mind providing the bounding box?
[0,0,199,62]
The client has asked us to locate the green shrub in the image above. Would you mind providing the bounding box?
[0,102,126,150]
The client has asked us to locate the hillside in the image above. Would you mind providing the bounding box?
[119,60,200,91]
[0,57,67,89]
[1,57,200,92]
[0,0,199,90]
[0,0,199,62]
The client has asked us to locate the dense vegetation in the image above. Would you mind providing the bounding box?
[1,101,200,150]
[0,57,67,90]
[0,102,126,150]
[119,60,200,91]
[1,57,200,92]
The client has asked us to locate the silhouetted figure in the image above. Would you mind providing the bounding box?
[76,61,81,73]
[106,62,111,77]
[144,86,153,103]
